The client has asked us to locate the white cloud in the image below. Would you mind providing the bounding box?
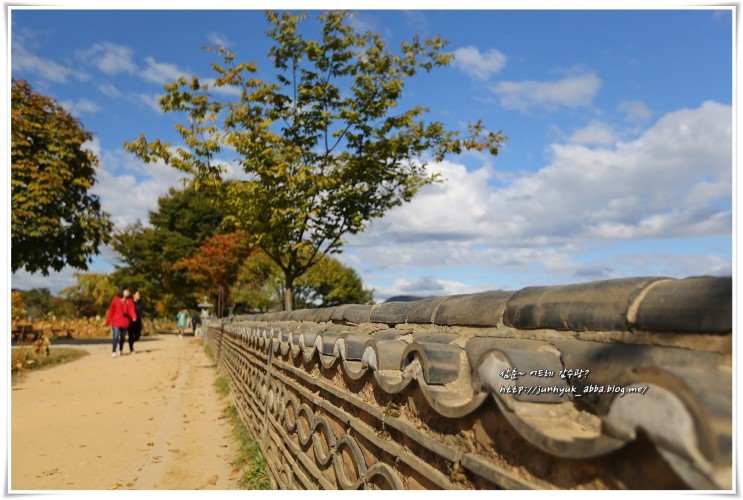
[219,158,255,181]
[75,43,186,86]
[403,11,429,32]
[374,277,483,301]
[92,139,242,231]
[82,136,101,158]
[491,73,601,112]
[452,46,507,81]
[98,83,122,97]
[12,140,191,294]
[346,11,378,34]
[207,32,233,48]
[502,101,730,241]
[603,252,732,278]
[131,93,163,113]
[140,56,184,85]
[92,147,189,229]
[11,267,79,294]
[355,159,493,245]
[201,78,242,96]
[618,100,653,123]
[10,244,121,295]
[568,120,617,146]
[77,42,137,75]
[12,38,84,84]
[12,49,69,83]
[346,101,732,293]
[60,97,101,115]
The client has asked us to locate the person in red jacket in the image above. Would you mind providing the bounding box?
[105,287,137,358]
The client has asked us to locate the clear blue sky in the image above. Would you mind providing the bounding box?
[8,3,735,301]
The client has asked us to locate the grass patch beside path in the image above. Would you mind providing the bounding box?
[204,343,231,397]
[204,339,272,489]
[11,347,89,384]
[215,376,230,397]
[226,405,272,489]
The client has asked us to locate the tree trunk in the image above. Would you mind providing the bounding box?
[284,273,294,312]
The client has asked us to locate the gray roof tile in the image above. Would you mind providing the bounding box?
[405,296,448,323]
[333,304,373,324]
[503,277,664,331]
[370,301,414,325]
[632,276,732,333]
[434,291,515,326]
[208,275,731,490]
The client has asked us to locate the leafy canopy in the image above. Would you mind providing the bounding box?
[60,273,118,317]
[11,291,27,320]
[15,288,54,320]
[124,11,506,310]
[12,79,112,275]
[173,230,253,316]
[111,185,233,314]
[234,250,374,312]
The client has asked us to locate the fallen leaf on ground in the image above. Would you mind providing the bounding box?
[36,468,59,478]
[207,475,219,485]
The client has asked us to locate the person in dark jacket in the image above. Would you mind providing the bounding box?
[121,290,144,354]
[105,287,137,358]
[191,312,199,335]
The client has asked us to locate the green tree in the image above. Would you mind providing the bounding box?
[11,79,113,275]
[111,185,232,314]
[233,250,373,312]
[19,288,54,319]
[11,291,27,319]
[50,296,77,318]
[111,221,192,314]
[232,251,283,313]
[124,11,506,310]
[148,184,229,241]
[297,256,374,308]
[60,273,118,317]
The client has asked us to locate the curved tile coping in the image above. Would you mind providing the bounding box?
[207,275,731,489]
[230,275,731,333]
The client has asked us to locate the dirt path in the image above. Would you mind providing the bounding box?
[10,334,241,491]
